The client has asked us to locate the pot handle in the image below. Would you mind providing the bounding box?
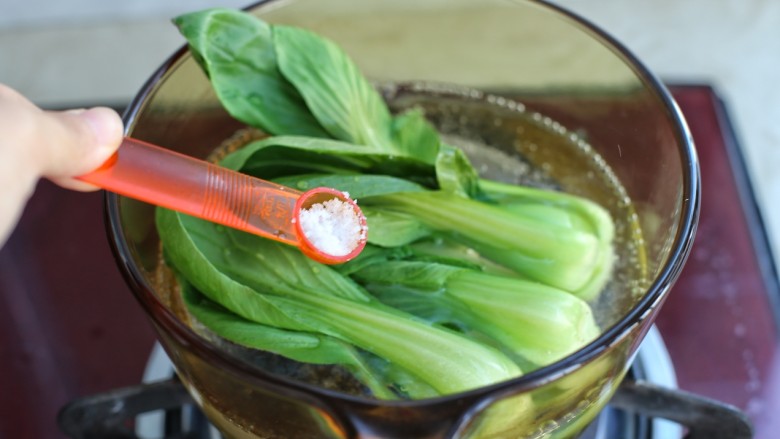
[610,379,754,439]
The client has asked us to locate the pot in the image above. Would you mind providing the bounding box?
[106,0,700,437]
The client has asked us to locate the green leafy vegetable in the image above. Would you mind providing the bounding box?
[219,135,437,186]
[165,7,617,401]
[364,190,603,295]
[351,258,600,366]
[435,143,480,198]
[273,25,396,152]
[174,9,328,137]
[158,208,523,395]
[477,178,615,300]
[390,108,441,165]
[181,280,400,399]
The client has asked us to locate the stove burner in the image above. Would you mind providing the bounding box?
[58,326,751,439]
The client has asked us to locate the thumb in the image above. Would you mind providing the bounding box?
[36,106,124,191]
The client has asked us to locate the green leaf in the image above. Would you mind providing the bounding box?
[435,143,480,197]
[390,109,483,197]
[334,245,412,276]
[356,260,465,291]
[273,174,426,199]
[274,25,395,151]
[195,220,372,305]
[156,209,311,330]
[220,136,376,171]
[173,9,328,137]
[221,136,438,186]
[181,281,397,399]
[390,109,440,164]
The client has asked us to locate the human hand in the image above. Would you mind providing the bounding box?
[0,84,124,247]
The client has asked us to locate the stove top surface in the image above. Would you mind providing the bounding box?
[1,84,778,438]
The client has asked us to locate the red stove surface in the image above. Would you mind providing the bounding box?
[1,85,778,438]
[656,85,780,437]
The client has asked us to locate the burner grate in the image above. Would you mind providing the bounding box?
[58,327,750,439]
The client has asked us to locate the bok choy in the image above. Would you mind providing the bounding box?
[159,7,616,399]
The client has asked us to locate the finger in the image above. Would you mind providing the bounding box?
[35,106,124,183]
[0,84,124,187]
[47,175,105,192]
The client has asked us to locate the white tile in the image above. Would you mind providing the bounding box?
[0,19,184,106]
[1,0,250,29]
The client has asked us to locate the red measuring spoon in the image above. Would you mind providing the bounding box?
[78,137,367,264]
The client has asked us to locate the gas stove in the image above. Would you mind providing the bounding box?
[128,326,682,439]
[53,326,681,438]
[1,84,777,438]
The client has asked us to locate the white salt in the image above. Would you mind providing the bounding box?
[298,197,364,256]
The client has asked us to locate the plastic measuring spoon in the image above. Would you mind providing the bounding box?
[78,137,367,264]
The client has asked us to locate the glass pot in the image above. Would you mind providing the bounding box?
[106,0,700,437]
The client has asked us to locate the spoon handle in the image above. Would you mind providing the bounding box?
[78,137,301,245]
